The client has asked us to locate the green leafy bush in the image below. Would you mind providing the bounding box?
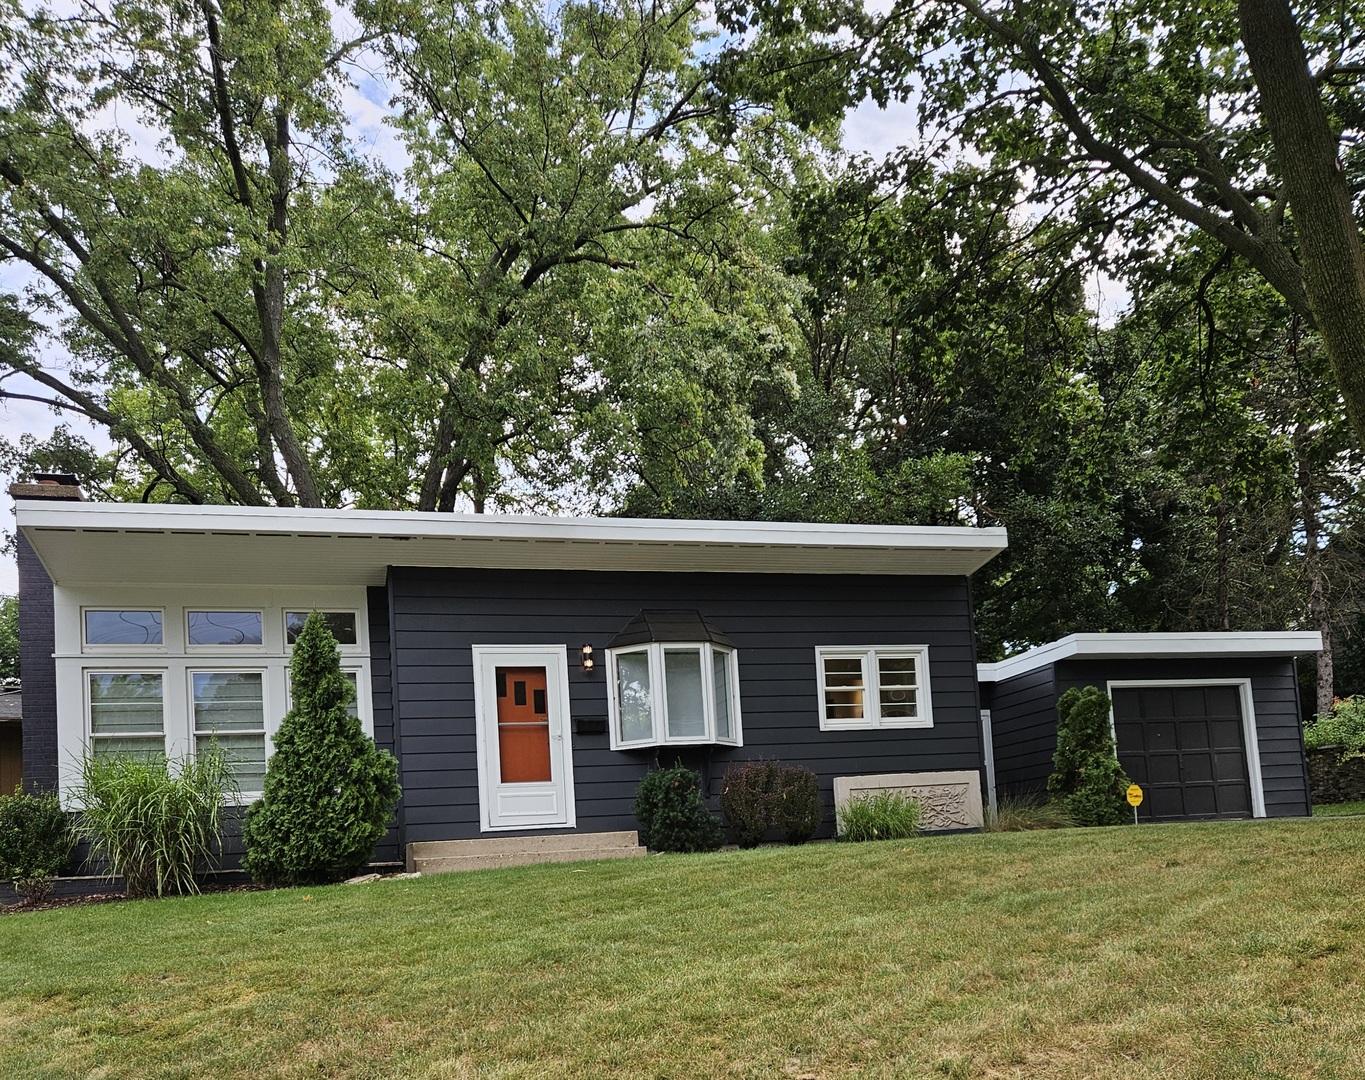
[0,787,76,903]
[720,761,824,847]
[1304,696,1365,759]
[837,790,921,842]
[74,751,233,898]
[1047,686,1130,827]
[243,612,401,886]
[633,766,723,853]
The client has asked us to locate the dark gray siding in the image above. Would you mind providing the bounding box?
[389,568,984,843]
[367,584,401,865]
[985,666,1058,797]
[16,531,57,793]
[1056,657,1310,818]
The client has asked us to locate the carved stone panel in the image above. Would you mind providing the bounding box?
[833,771,984,832]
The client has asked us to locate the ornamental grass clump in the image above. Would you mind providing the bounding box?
[73,750,233,898]
[243,612,400,886]
[837,790,921,842]
[1048,685,1131,827]
[633,765,723,853]
[0,787,76,904]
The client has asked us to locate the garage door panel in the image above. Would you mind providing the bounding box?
[1178,722,1211,751]
[1204,685,1240,715]
[1211,719,1243,749]
[1175,688,1206,717]
[1116,722,1146,753]
[1147,754,1181,784]
[1145,721,1178,750]
[1181,753,1214,783]
[1150,787,1187,818]
[1216,784,1251,816]
[1140,691,1175,719]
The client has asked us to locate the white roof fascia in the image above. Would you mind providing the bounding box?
[16,500,1009,587]
[977,632,1324,683]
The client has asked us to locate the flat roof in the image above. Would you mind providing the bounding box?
[16,501,1009,587]
[978,632,1323,683]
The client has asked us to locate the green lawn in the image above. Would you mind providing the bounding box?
[3,819,1364,1079]
[1313,799,1365,817]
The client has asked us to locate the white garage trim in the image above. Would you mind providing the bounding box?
[1104,679,1265,819]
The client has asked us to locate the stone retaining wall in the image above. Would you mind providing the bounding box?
[1306,746,1365,805]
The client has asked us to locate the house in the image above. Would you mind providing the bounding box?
[13,484,1006,870]
[979,633,1322,822]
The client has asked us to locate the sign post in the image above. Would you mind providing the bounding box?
[1126,783,1143,825]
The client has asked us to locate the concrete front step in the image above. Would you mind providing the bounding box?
[407,830,647,874]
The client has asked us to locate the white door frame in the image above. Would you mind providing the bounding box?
[472,645,577,831]
[1105,679,1265,818]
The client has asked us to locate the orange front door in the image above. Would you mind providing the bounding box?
[496,667,553,783]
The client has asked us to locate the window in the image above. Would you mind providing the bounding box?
[84,610,163,646]
[283,669,364,723]
[88,672,165,757]
[607,643,741,748]
[192,671,267,792]
[188,610,263,646]
[285,611,358,646]
[815,646,933,730]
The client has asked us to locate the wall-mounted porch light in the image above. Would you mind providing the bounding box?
[581,644,595,673]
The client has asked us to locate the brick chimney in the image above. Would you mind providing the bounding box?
[8,472,86,502]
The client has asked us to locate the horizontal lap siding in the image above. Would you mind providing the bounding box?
[985,667,1058,797]
[389,568,983,843]
[1056,657,1310,818]
[367,585,401,865]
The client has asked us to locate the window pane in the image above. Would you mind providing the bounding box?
[713,649,732,740]
[93,737,167,759]
[615,651,653,742]
[89,673,164,735]
[878,655,919,719]
[193,672,266,789]
[664,649,706,739]
[343,672,359,720]
[286,611,357,646]
[85,610,163,646]
[822,656,865,720]
[188,611,262,646]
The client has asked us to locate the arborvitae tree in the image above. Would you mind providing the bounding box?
[1047,686,1131,827]
[243,613,400,885]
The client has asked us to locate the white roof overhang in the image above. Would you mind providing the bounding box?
[16,501,1009,587]
[977,631,1324,683]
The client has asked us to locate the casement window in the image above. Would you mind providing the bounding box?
[187,610,263,647]
[608,642,742,749]
[88,672,166,757]
[815,646,933,730]
[285,611,358,647]
[192,671,268,792]
[83,609,164,648]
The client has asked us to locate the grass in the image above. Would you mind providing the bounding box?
[3,819,1364,1079]
[1313,798,1365,817]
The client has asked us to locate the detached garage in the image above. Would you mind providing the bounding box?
[978,633,1322,822]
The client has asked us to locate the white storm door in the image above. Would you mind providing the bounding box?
[472,646,576,831]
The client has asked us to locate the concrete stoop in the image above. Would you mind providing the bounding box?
[406,830,647,874]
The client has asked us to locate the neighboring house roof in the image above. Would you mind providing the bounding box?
[0,691,20,723]
[15,501,1008,585]
[977,632,1324,684]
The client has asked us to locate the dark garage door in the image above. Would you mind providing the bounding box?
[1111,685,1253,821]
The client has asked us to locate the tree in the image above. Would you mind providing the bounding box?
[720,0,1365,444]
[0,594,17,683]
[242,611,400,886]
[1048,686,1130,827]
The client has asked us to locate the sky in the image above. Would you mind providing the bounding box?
[0,20,1128,596]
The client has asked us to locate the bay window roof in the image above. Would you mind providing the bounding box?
[607,610,735,650]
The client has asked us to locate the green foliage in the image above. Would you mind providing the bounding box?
[0,594,17,683]
[73,751,234,898]
[1048,687,1131,828]
[720,760,823,847]
[1304,697,1365,759]
[982,793,1077,833]
[836,791,921,842]
[633,766,724,853]
[0,788,76,903]
[242,613,400,886]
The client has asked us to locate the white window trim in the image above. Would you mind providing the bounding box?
[189,668,269,799]
[81,607,168,654]
[86,668,168,755]
[1105,679,1266,819]
[606,642,743,750]
[815,645,934,731]
[186,608,267,651]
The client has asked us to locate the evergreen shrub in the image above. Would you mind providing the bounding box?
[1047,685,1130,827]
[242,612,401,886]
[633,765,723,853]
[0,787,76,903]
[74,750,233,898]
[720,761,823,847]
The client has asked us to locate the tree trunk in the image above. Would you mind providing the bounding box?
[1295,423,1334,716]
[1240,0,1365,446]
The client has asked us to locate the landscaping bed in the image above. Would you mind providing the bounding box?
[2,818,1363,1078]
